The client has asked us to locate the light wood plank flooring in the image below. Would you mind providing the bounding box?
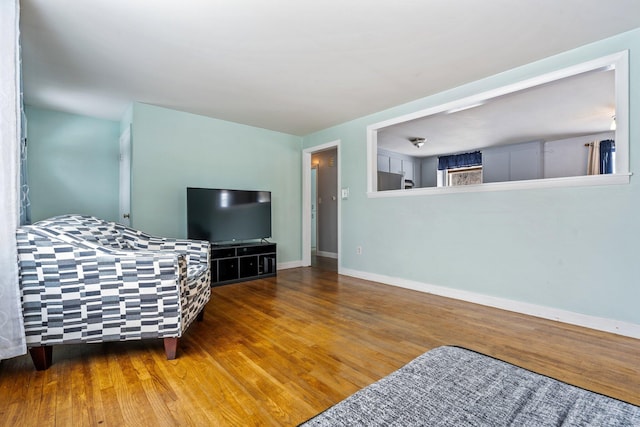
[1,266,639,426]
[310,254,337,272]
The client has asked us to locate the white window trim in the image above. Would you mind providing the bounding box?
[442,165,483,187]
[369,173,630,198]
[366,51,630,197]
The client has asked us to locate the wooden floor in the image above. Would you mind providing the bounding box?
[1,264,639,426]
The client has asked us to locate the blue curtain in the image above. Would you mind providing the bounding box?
[599,139,615,175]
[438,151,482,170]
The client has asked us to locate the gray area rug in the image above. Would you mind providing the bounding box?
[300,346,640,426]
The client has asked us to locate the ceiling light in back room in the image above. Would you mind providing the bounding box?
[409,137,426,148]
[445,102,486,114]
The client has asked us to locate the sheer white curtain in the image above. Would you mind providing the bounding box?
[0,0,26,360]
[587,140,601,175]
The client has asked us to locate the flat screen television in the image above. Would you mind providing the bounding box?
[187,187,272,244]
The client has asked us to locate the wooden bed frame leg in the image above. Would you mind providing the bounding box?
[29,345,53,371]
[164,337,178,360]
[197,309,205,322]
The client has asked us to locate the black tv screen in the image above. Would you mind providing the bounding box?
[187,187,272,243]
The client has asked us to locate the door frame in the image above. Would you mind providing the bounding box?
[118,125,131,226]
[310,164,318,252]
[302,140,341,268]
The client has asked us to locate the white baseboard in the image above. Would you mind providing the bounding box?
[278,260,303,270]
[316,251,338,259]
[339,267,640,340]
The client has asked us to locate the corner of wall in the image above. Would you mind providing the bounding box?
[119,103,133,134]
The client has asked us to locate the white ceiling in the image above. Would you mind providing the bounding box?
[378,67,615,157]
[20,0,640,136]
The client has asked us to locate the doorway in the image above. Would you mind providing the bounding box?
[302,140,340,270]
[311,165,318,253]
[119,125,131,226]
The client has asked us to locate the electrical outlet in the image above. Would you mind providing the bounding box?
[356,246,362,255]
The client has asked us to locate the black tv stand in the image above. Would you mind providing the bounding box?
[210,242,277,287]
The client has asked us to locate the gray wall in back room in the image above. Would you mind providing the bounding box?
[312,148,338,255]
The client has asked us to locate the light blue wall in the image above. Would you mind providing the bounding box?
[25,106,120,222]
[130,103,302,263]
[120,103,133,133]
[303,28,640,325]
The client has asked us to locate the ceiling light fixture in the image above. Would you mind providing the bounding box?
[445,102,485,114]
[410,137,426,148]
